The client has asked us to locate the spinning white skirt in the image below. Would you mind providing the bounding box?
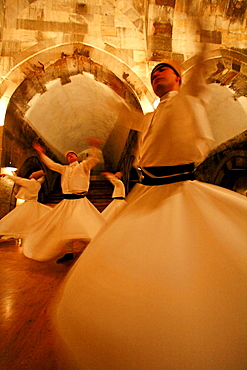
[0,200,51,239]
[22,197,105,261]
[101,198,127,222]
[54,180,247,369]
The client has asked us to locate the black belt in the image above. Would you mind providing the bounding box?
[113,197,125,200]
[143,163,194,176]
[63,193,86,199]
[140,164,195,186]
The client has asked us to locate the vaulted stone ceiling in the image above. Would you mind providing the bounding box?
[0,0,247,170]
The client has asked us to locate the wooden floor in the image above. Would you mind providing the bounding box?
[0,239,83,370]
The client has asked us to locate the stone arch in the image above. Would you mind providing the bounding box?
[2,45,247,129]
[8,47,144,112]
[196,130,247,192]
[0,40,154,117]
[13,156,53,205]
[213,152,247,190]
[1,44,149,181]
[182,48,247,98]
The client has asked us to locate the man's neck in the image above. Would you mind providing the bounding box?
[160,90,178,101]
[69,160,78,166]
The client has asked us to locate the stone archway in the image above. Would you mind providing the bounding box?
[213,152,247,190]
[195,131,247,193]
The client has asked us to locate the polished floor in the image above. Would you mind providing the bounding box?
[0,239,84,369]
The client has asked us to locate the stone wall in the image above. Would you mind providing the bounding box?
[195,130,247,195]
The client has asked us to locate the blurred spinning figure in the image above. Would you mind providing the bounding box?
[22,138,105,262]
[0,170,51,243]
[101,171,126,222]
[54,48,247,369]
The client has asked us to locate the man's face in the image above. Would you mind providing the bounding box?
[151,65,180,98]
[66,152,78,163]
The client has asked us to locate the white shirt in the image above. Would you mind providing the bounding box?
[5,174,44,201]
[138,86,215,169]
[40,147,101,194]
[136,58,215,169]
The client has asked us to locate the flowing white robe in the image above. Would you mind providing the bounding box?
[54,59,247,369]
[0,175,51,239]
[22,148,105,261]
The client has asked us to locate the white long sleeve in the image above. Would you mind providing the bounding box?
[5,174,44,201]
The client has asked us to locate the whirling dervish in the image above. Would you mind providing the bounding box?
[101,171,126,222]
[53,14,247,370]
[22,137,105,262]
[0,170,51,243]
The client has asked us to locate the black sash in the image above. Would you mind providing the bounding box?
[113,197,125,200]
[63,193,86,199]
[141,163,195,186]
[144,163,194,176]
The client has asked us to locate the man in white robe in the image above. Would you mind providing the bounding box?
[53,50,247,369]
[22,138,105,262]
[101,171,126,222]
[0,170,51,242]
